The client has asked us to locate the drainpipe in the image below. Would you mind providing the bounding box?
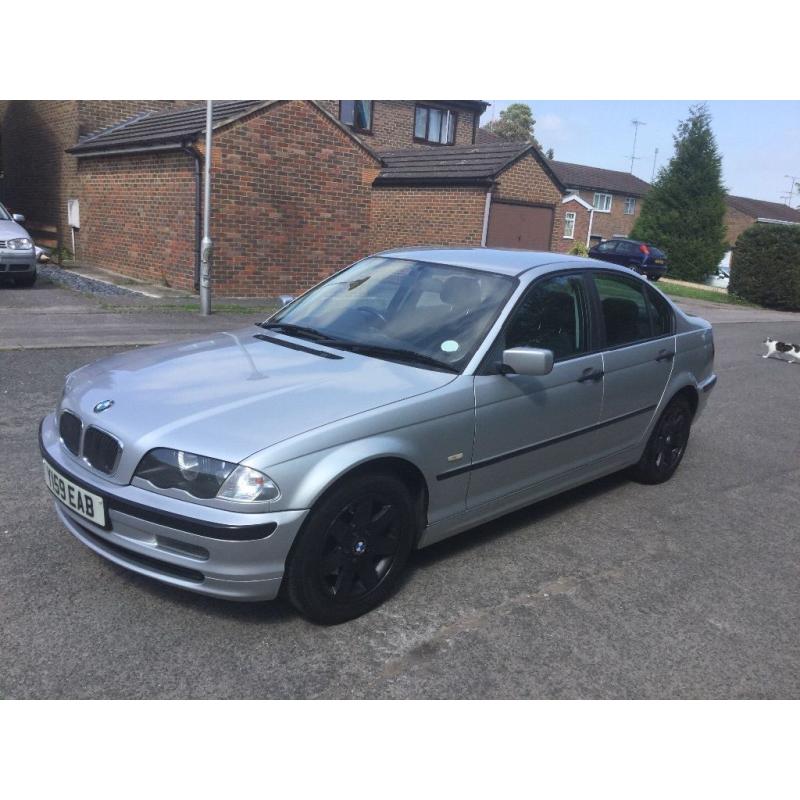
[183,144,202,291]
[481,191,492,246]
[586,207,595,247]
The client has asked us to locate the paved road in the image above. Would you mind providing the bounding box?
[1,280,799,698]
[0,278,276,349]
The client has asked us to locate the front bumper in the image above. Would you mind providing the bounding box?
[0,249,36,278]
[39,414,309,601]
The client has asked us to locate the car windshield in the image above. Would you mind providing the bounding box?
[0,204,11,221]
[648,246,666,258]
[262,257,516,372]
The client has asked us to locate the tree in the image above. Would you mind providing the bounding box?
[631,103,727,282]
[484,103,542,149]
[545,147,555,159]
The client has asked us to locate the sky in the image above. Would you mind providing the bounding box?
[480,101,800,206]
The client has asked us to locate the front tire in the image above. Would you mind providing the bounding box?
[284,472,416,624]
[632,396,692,484]
[15,271,37,288]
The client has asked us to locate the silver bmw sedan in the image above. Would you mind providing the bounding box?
[40,248,716,623]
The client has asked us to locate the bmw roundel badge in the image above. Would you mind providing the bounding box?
[93,399,115,413]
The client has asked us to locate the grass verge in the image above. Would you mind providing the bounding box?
[658,280,755,306]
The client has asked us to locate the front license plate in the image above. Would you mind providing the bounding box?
[43,460,106,527]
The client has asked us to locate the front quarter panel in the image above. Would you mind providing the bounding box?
[243,376,477,526]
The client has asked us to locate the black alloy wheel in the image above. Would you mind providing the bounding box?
[632,396,692,484]
[319,494,402,601]
[285,473,416,624]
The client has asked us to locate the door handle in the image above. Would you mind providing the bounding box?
[577,368,604,383]
[655,350,675,362]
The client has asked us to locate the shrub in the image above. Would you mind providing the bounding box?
[728,224,800,310]
[569,242,589,257]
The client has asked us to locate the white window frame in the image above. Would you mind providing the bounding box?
[563,211,576,239]
[593,192,612,213]
[624,197,636,215]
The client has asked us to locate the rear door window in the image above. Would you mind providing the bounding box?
[593,273,652,347]
[645,285,674,337]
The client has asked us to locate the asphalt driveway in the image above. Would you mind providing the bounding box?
[1,278,799,698]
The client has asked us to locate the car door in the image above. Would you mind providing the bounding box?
[590,271,676,456]
[467,272,605,509]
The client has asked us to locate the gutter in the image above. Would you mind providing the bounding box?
[68,143,186,158]
[756,217,800,226]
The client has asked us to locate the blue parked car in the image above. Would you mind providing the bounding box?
[589,238,668,281]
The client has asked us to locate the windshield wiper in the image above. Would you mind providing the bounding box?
[330,342,459,373]
[257,322,340,344]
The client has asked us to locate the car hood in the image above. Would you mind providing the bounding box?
[62,327,455,466]
[0,219,30,241]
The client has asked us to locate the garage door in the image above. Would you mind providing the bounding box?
[486,201,554,250]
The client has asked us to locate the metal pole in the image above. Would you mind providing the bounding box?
[651,147,659,182]
[200,100,213,316]
[629,118,646,173]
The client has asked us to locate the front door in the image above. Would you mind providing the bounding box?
[467,272,604,509]
[590,271,676,456]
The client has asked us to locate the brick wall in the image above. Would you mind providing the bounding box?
[555,198,591,254]
[724,204,756,246]
[370,186,486,252]
[207,100,378,296]
[69,101,379,297]
[575,189,641,239]
[317,101,477,151]
[493,153,565,248]
[0,100,78,249]
[75,151,196,288]
[0,100,190,254]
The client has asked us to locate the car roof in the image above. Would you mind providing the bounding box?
[374,246,587,277]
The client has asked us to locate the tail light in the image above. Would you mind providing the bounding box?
[639,244,650,255]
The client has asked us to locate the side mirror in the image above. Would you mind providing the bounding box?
[278,294,295,307]
[12,213,26,224]
[502,347,554,377]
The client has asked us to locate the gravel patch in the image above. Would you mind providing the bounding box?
[38,265,143,297]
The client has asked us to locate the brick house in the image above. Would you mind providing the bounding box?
[370,141,567,252]
[724,194,800,245]
[549,160,650,244]
[316,100,487,150]
[0,98,589,297]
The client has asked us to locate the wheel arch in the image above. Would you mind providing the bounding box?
[668,383,699,418]
[326,456,430,534]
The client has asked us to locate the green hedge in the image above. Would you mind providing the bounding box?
[729,224,800,310]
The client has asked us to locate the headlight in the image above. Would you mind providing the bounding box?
[7,237,33,250]
[218,465,281,502]
[134,448,279,502]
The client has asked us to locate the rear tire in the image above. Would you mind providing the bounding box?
[632,396,692,484]
[285,472,416,624]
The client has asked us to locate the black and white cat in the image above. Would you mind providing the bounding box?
[763,337,800,363]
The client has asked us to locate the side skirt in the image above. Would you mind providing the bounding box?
[417,444,641,549]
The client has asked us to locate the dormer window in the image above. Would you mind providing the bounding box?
[414,104,456,145]
[339,101,373,133]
